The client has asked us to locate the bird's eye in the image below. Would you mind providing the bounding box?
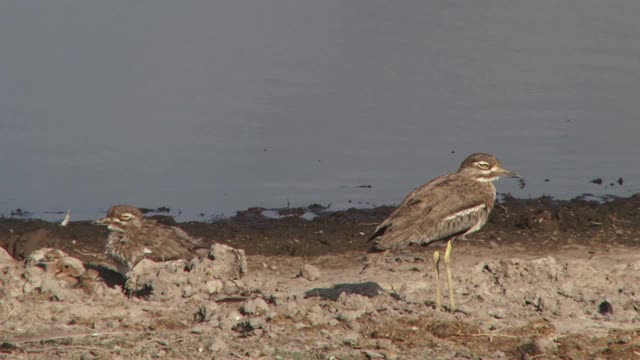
[477,161,490,170]
[120,213,134,221]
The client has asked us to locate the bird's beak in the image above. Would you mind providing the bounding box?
[498,167,522,179]
[496,167,525,189]
[94,217,126,232]
[93,217,109,225]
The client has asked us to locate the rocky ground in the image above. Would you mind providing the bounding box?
[2,194,640,359]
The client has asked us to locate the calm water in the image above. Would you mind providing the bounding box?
[1,1,640,221]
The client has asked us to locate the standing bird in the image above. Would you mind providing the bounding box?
[96,204,207,274]
[367,153,521,311]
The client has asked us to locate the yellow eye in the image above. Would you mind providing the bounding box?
[120,213,134,221]
[477,161,490,170]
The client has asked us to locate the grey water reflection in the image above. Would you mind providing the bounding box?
[1,1,639,221]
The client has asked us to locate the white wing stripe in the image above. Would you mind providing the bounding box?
[443,204,486,221]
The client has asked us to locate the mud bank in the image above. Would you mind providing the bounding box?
[2,194,640,359]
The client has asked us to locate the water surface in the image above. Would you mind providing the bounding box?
[1,1,639,221]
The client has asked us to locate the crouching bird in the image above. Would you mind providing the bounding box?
[367,153,521,311]
[96,204,208,274]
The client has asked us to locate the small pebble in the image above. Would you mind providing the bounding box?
[598,300,613,317]
[208,338,228,353]
[206,279,223,294]
[299,264,321,281]
[533,337,558,354]
[242,298,270,315]
[182,285,194,298]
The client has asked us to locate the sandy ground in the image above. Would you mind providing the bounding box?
[2,195,640,359]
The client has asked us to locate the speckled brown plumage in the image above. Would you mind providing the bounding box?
[369,153,519,252]
[96,204,207,274]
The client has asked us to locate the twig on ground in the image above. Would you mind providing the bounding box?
[10,331,133,344]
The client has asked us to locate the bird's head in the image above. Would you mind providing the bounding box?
[458,153,521,182]
[95,204,144,233]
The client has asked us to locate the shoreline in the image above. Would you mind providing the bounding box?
[2,192,640,263]
[3,191,639,224]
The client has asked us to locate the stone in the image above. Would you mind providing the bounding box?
[242,298,270,315]
[533,337,558,354]
[299,264,321,281]
[206,279,224,294]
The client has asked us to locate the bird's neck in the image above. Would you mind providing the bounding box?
[474,176,500,182]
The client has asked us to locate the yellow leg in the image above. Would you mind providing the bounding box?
[444,239,456,312]
[433,250,441,309]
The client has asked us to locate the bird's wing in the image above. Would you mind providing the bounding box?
[141,222,203,262]
[170,226,211,257]
[368,174,491,251]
